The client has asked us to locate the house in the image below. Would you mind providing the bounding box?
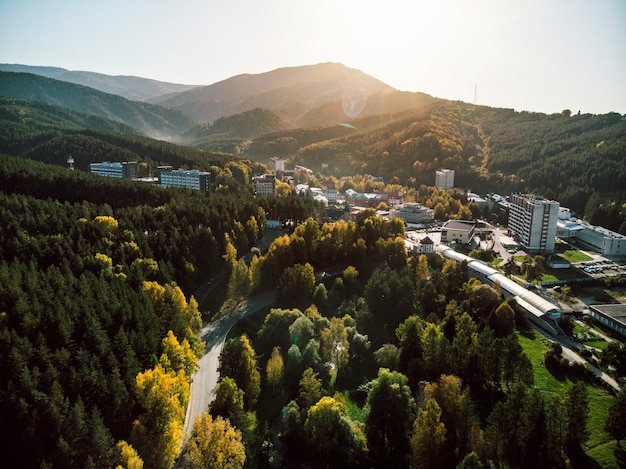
[407,235,435,255]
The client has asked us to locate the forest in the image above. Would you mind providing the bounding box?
[0,154,320,467]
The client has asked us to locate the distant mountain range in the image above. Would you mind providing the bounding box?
[0,71,197,139]
[0,62,432,143]
[0,64,199,101]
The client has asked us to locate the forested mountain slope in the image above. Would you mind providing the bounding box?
[252,100,626,231]
[0,97,265,178]
[0,71,198,138]
[0,63,199,101]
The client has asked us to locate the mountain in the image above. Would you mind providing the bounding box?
[153,62,394,124]
[0,63,199,101]
[0,96,239,173]
[0,71,198,139]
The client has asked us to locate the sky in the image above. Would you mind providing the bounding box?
[1,0,624,114]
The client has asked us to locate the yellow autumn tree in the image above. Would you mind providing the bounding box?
[130,364,189,469]
[115,440,143,469]
[159,330,199,379]
[181,413,245,469]
[410,398,447,469]
[266,346,284,394]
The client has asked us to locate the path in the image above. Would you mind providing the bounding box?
[181,291,276,439]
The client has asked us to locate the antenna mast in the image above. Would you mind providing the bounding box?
[473,84,477,105]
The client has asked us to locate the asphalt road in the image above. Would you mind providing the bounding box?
[181,291,277,439]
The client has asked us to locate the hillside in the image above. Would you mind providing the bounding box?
[0,63,199,101]
[247,100,626,231]
[179,107,291,150]
[0,96,256,177]
[154,62,393,124]
[0,71,198,139]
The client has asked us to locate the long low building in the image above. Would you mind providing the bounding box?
[588,304,626,339]
[436,245,560,335]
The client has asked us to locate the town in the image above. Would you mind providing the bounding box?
[90,157,626,344]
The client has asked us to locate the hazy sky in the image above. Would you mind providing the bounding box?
[1,0,624,114]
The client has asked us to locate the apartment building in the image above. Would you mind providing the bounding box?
[435,169,455,190]
[508,194,559,254]
[89,161,138,179]
[158,167,211,192]
[252,174,276,196]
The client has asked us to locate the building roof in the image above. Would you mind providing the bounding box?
[420,236,434,245]
[442,220,476,232]
[590,304,626,327]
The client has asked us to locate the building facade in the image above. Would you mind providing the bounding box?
[252,174,276,196]
[441,220,476,244]
[589,304,626,339]
[435,169,455,190]
[90,161,138,179]
[159,168,211,191]
[508,194,559,254]
[269,157,285,172]
[390,203,434,224]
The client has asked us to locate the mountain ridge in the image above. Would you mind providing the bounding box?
[153,62,395,124]
[0,63,200,101]
[0,71,197,139]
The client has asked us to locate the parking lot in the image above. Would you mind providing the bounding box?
[575,259,626,278]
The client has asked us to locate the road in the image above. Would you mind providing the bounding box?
[181,291,277,439]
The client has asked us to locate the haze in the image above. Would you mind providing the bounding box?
[1,0,624,114]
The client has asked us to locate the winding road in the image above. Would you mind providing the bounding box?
[181,291,277,438]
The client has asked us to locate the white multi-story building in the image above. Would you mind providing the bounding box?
[269,157,285,172]
[390,203,434,224]
[90,161,138,179]
[435,169,455,190]
[508,194,559,254]
[252,174,276,196]
[158,167,211,192]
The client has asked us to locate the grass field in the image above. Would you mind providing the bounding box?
[517,329,617,467]
[560,250,594,263]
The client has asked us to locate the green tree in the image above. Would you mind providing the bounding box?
[298,367,324,410]
[181,413,245,469]
[227,258,250,302]
[278,262,315,306]
[491,302,515,338]
[304,396,368,467]
[218,335,261,410]
[320,317,350,377]
[566,381,590,449]
[605,388,626,444]
[365,368,416,467]
[210,377,247,433]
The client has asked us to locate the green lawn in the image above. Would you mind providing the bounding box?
[560,250,594,263]
[540,267,585,283]
[517,330,617,467]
